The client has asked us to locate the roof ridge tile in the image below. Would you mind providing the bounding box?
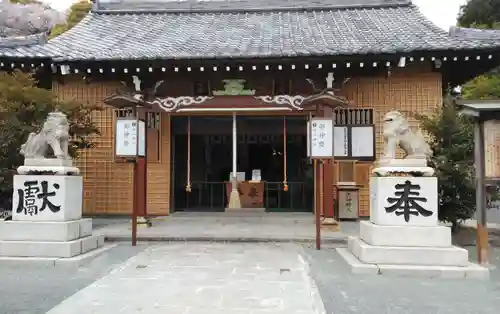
[93,0,412,14]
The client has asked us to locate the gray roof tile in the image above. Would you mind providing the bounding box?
[94,0,411,13]
[2,1,500,61]
[450,26,500,41]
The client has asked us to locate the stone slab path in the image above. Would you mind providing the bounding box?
[46,243,325,314]
[94,212,357,243]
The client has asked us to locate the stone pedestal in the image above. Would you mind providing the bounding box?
[12,175,83,221]
[370,176,438,227]
[338,166,489,280]
[0,163,107,265]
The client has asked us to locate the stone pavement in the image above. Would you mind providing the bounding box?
[93,212,357,243]
[46,243,326,314]
[304,244,500,314]
[0,244,147,314]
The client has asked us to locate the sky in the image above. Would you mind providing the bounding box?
[40,0,469,31]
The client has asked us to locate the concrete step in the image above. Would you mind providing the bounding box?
[348,236,469,267]
[360,221,452,247]
[0,234,104,258]
[0,219,92,242]
[336,247,489,280]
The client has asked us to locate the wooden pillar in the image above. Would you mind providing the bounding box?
[474,119,488,265]
[322,159,335,218]
[320,106,335,220]
[136,109,148,218]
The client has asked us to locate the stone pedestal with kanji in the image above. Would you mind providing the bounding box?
[0,112,108,265]
[338,169,489,279]
[12,175,83,222]
[336,111,489,279]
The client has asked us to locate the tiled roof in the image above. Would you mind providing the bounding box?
[94,0,411,12]
[1,0,500,62]
[450,27,500,42]
[0,33,47,49]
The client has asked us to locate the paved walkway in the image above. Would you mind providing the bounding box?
[93,212,357,243]
[46,243,325,314]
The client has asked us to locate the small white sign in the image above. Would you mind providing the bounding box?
[251,169,261,181]
[370,177,438,227]
[229,172,246,182]
[307,118,333,158]
[138,119,146,157]
[333,126,349,157]
[351,126,374,158]
[12,175,83,222]
[115,119,146,157]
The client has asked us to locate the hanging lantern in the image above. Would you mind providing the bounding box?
[186,116,192,193]
[283,116,288,192]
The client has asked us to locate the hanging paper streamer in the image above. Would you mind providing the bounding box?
[186,117,192,192]
[283,116,288,192]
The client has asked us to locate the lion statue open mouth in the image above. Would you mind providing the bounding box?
[382,110,432,160]
[20,111,70,160]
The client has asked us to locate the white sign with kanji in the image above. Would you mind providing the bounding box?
[12,175,83,222]
[115,119,146,157]
[307,118,334,158]
[370,177,438,227]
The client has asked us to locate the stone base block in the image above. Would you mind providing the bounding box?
[17,166,80,175]
[0,234,104,258]
[23,158,73,167]
[225,207,266,212]
[370,176,438,227]
[349,236,469,267]
[360,221,451,247]
[0,219,92,242]
[378,158,428,168]
[336,248,489,280]
[12,175,83,222]
[0,244,117,268]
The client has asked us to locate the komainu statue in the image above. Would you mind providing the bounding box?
[382,111,432,160]
[20,112,70,160]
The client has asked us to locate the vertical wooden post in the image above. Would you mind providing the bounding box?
[132,159,138,246]
[321,107,335,220]
[232,112,237,178]
[228,112,241,209]
[136,108,148,220]
[131,107,139,247]
[474,120,488,265]
[314,159,321,250]
[186,116,192,193]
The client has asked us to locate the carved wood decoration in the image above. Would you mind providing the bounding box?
[212,79,256,96]
[254,95,305,110]
[103,74,354,113]
[144,96,214,112]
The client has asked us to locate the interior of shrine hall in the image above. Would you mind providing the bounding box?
[171,116,313,212]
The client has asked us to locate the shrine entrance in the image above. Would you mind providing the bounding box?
[171,115,314,212]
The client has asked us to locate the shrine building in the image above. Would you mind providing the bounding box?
[1,0,500,218]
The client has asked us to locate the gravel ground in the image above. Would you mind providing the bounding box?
[303,244,500,314]
[0,244,147,314]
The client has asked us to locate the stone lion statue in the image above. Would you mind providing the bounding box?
[382,110,432,159]
[20,111,71,159]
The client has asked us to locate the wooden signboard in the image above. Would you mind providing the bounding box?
[307,118,334,159]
